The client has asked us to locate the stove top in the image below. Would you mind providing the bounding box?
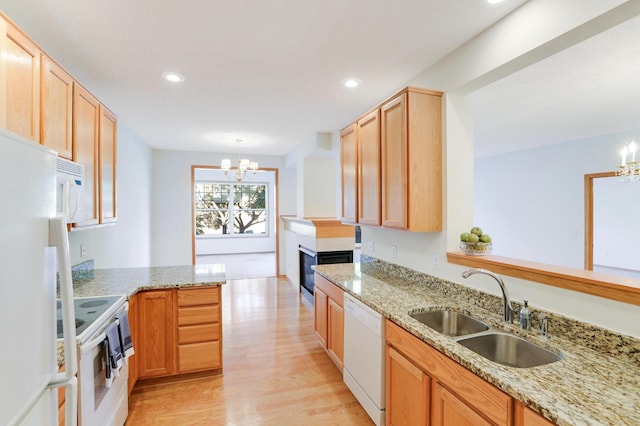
[56,294,126,340]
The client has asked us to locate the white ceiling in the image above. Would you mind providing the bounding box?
[472,12,640,158]
[0,0,528,155]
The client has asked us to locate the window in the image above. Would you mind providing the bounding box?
[194,182,267,237]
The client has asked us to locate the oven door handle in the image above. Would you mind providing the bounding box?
[80,331,107,354]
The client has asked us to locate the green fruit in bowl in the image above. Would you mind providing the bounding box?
[479,234,492,243]
[470,227,483,236]
[467,233,480,243]
[460,232,471,242]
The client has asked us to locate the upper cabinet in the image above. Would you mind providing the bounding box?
[0,18,40,141]
[41,55,74,159]
[340,124,358,224]
[0,12,118,228]
[381,88,442,232]
[357,109,381,226]
[73,85,100,227]
[99,107,117,224]
[340,87,443,232]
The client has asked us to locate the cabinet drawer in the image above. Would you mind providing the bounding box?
[178,286,220,306]
[179,323,220,344]
[178,305,220,326]
[179,341,221,372]
[314,274,344,306]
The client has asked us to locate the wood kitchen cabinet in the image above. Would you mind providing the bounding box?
[136,286,222,381]
[72,84,100,227]
[386,320,513,426]
[386,345,430,426]
[339,87,442,232]
[99,106,117,224]
[514,402,555,426]
[137,289,176,378]
[127,293,138,394]
[381,88,442,232]
[177,286,222,373]
[314,273,344,369]
[40,55,74,159]
[357,109,381,226]
[0,16,40,141]
[340,124,358,224]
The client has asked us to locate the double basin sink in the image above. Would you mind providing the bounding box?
[410,310,562,368]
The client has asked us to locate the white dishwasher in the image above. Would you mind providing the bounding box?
[343,293,386,426]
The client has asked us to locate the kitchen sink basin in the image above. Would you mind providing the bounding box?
[410,310,489,337]
[457,333,562,368]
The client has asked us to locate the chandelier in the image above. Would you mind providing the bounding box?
[220,158,259,181]
[616,141,639,183]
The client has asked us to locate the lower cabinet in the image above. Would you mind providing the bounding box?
[514,402,555,426]
[127,293,138,394]
[313,273,344,369]
[386,346,430,426]
[386,320,513,426]
[136,286,222,380]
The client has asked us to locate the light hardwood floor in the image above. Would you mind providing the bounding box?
[126,277,373,425]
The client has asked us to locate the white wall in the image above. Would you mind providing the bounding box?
[194,168,277,255]
[151,150,296,267]
[356,0,640,338]
[475,128,640,269]
[68,124,152,268]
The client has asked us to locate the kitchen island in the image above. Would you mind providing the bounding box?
[57,263,226,368]
[314,258,640,426]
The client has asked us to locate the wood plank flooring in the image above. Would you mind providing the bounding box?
[126,278,373,425]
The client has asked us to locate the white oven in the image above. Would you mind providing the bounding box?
[60,295,129,426]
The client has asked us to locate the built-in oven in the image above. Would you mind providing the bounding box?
[57,294,129,426]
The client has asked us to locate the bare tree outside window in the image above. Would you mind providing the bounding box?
[195,182,267,236]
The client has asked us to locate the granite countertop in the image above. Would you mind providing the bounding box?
[313,261,640,426]
[56,264,226,367]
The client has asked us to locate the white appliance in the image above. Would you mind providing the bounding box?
[343,293,386,426]
[71,294,129,426]
[0,129,78,426]
[56,157,84,224]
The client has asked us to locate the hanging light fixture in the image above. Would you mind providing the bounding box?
[616,141,639,183]
[221,140,259,181]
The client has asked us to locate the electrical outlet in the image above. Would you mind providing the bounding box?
[432,254,439,270]
[391,245,397,258]
[367,241,374,252]
[80,244,86,258]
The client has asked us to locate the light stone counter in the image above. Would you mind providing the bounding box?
[56,264,226,367]
[314,259,640,426]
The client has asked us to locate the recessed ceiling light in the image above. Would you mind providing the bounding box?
[341,78,361,88]
[161,71,185,83]
[487,0,505,4]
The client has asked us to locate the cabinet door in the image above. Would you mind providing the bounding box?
[432,382,493,426]
[72,85,100,227]
[127,294,138,394]
[41,55,73,158]
[137,290,175,378]
[381,93,407,229]
[314,288,328,348]
[99,106,117,223]
[514,401,555,426]
[357,109,381,226]
[386,346,430,426]
[340,124,358,223]
[327,298,344,369]
[1,20,40,141]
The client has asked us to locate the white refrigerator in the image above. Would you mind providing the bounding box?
[0,129,78,425]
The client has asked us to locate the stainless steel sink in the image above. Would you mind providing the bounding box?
[457,333,563,368]
[410,310,489,337]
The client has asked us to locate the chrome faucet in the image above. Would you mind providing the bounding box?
[462,268,516,322]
